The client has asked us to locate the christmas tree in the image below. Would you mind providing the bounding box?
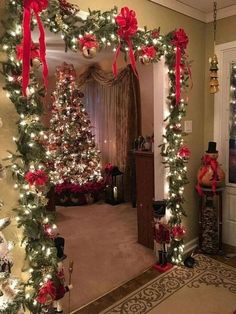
[46,62,103,200]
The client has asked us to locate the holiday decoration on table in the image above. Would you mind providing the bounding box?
[171,28,189,105]
[196,142,225,195]
[113,7,138,77]
[78,34,99,59]
[45,62,103,205]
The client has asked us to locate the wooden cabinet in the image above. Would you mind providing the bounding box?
[135,151,154,249]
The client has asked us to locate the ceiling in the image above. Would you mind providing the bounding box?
[150,0,236,22]
[178,0,236,13]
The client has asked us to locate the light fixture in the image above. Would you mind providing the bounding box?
[209,1,219,94]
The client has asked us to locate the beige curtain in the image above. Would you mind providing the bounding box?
[79,65,141,199]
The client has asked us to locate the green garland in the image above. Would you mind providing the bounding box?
[0,0,190,312]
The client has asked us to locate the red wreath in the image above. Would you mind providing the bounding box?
[171,29,189,105]
[113,7,138,77]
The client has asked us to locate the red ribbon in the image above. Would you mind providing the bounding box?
[171,29,189,105]
[36,280,56,304]
[22,0,48,96]
[113,7,138,78]
[196,155,219,195]
[25,169,48,186]
[16,41,40,61]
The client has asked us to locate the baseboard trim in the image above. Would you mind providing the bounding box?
[184,237,199,255]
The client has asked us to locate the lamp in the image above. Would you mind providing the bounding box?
[209,1,219,94]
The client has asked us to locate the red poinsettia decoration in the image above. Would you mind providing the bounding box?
[79,34,99,50]
[25,169,48,186]
[141,46,157,59]
[178,145,191,159]
[36,280,56,304]
[113,7,138,77]
[171,28,189,106]
[171,225,186,241]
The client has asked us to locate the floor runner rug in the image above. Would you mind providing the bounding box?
[101,254,236,314]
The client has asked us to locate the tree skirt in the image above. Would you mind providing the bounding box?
[101,254,236,314]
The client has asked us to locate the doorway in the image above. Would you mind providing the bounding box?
[214,41,236,247]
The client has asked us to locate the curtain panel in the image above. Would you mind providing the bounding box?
[79,65,141,199]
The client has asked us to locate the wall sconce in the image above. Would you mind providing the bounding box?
[209,1,219,94]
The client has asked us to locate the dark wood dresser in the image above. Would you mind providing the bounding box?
[135,151,154,249]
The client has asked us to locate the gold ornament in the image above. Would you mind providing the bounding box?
[82,46,97,59]
[209,54,219,94]
[139,55,151,66]
[31,57,41,69]
[55,14,64,28]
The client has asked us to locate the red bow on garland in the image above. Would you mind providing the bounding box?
[171,29,189,105]
[21,0,48,96]
[178,145,191,159]
[36,280,56,304]
[171,225,186,241]
[196,154,219,195]
[25,169,48,186]
[141,46,157,59]
[113,7,138,78]
[79,34,99,50]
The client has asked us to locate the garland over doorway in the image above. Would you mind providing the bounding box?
[0,0,191,312]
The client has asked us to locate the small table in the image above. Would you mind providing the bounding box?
[198,187,224,253]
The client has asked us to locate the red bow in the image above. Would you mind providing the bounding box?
[113,7,138,77]
[178,145,191,159]
[22,0,48,96]
[141,46,156,59]
[25,169,48,186]
[79,34,99,49]
[171,29,189,105]
[196,155,219,195]
[36,280,56,304]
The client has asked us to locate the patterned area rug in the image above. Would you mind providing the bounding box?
[101,255,236,314]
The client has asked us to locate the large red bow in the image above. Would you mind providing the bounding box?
[25,169,48,186]
[171,225,186,241]
[36,280,56,304]
[113,7,138,77]
[22,0,48,96]
[178,145,191,159]
[171,29,189,105]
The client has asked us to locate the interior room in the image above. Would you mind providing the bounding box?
[0,0,236,314]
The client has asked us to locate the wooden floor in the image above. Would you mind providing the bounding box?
[72,243,236,314]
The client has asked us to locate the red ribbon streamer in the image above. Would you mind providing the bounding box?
[171,29,189,105]
[113,7,138,78]
[22,0,48,96]
[196,155,219,195]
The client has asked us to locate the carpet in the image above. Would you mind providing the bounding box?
[101,254,236,314]
[56,202,155,313]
